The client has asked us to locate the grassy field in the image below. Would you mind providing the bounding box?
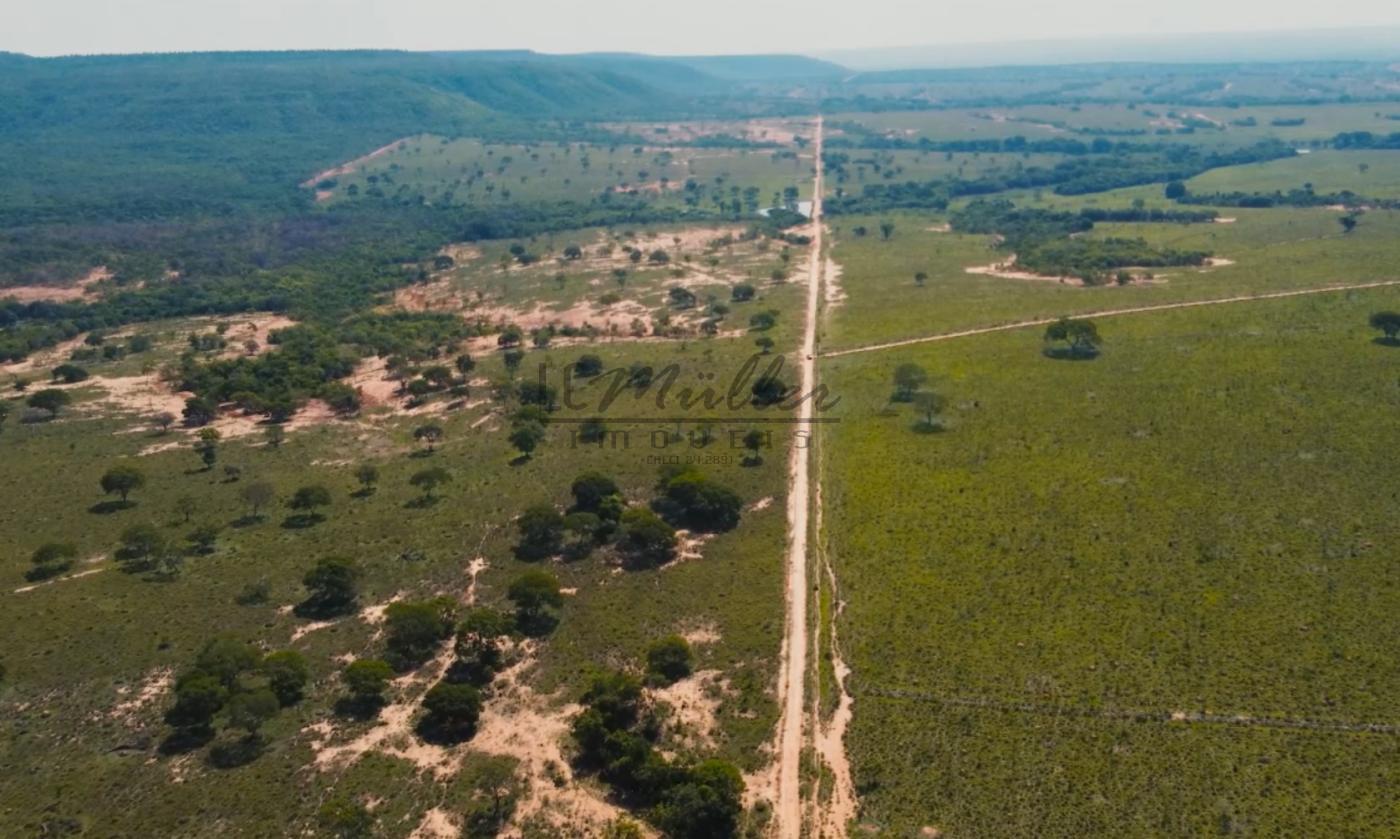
[821,205,1400,351]
[819,289,1400,835]
[0,217,806,835]
[317,135,812,212]
[828,102,1400,148]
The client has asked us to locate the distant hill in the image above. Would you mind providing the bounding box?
[0,49,821,224]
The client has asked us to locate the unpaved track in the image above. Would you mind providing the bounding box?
[774,115,823,839]
[822,279,1400,359]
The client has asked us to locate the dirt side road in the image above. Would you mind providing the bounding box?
[774,115,823,839]
[823,279,1400,359]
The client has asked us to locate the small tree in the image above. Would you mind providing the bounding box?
[289,485,332,521]
[731,282,755,302]
[413,423,444,453]
[262,650,309,706]
[100,464,146,503]
[1340,214,1359,234]
[879,220,896,240]
[264,425,285,449]
[509,421,546,459]
[419,682,483,743]
[28,542,78,581]
[754,335,775,354]
[385,599,457,670]
[409,466,452,502]
[515,505,565,560]
[301,556,359,617]
[174,495,196,523]
[194,428,220,470]
[912,390,947,431]
[117,523,166,565]
[1044,317,1102,358]
[914,271,928,288]
[1369,311,1400,344]
[617,508,678,569]
[507,569,564,634]
[891,363,927,402]
[741,429,767,465]
[51,363,89,384]
[354,464,379,496]
[28,388,71,418]
[570,473,620,513]
[646,635,693,685]
[240,481,275,519]
[341,659,394,715]
[188,523,221,554]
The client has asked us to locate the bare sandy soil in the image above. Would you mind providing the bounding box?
[0,266,111,304]
[302,138,413,188]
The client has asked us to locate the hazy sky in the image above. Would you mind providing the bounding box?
[6,0,1400,57]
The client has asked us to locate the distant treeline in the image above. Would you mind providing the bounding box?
[824,141,1293,213]
[949,199,1212,282]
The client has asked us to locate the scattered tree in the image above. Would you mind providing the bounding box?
[239,481,275,519]
[1370,310,1400,344]
[300,556,359,617]
[507,569,564,634]
[646,635,694,685]
[409,466,452,502]
[27,388,71,418]
[1044,317,1102,359]
[100,464,146,503]
[892,363,927,402]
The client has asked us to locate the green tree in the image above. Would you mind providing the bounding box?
[187,523,221,553]
[174,495,196,523]
[164,673,228,732]
[51,363,89,384]
[652,759,745,839]
[289,485,332,521]
[194,428,220,470]
[617,508,678,569]
[741,429,767,465]
[413,423,444,452]
[354,464,379,496]
[341,659,394,715]
[1369,311,1400,343]
[646,635,693,685]
[1044,317,1102,358]
[507,569,563,634]
[879,220,896,240]
[570,472,620,513]
[384,599,457,670]
[300,556,359,617]
[261,650,309,705]
[100,464,146,503]
[515,504,565,560]
[409,466,451,502]
[419,682,482,743]
[912,390,947,431]
[240,481,275,518]
[454,607,515,685]
[28,388,71,418]
[319,796,375,839]
[891,363,927,402]
[117,523,166,564]
[509,421,546,459]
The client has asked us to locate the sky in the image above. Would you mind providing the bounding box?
[6,0,1400,58]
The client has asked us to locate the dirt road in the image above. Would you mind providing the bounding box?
[774,115,823,839]
[822,279,1400,359]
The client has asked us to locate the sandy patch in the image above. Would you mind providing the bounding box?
[1203,257,1236,268]
[469,649,626,835]
[409,808,460,839]
[109,668,174,724]
[823,257,845,308]
[215,314,298,358]
[291,619,339,642]
[0,266,110,304]
[302,137,413,188]
[653,670,726,751]
[1214,217,1237,224]
[671,530,715,565]
[925,223,952,233]
[1,333,92,377]
[309,641,464,778]
[745,496,774,513]
[13,565,108,594]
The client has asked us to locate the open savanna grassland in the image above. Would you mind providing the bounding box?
[317,134,812,211]
[829,102,1400,148]
[821,203,1400,351]
[822,150,1065,197]
[0,225,805,835]
[1186,148,1400,195]
[819,289,1400,836]
[419,221,807,323]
